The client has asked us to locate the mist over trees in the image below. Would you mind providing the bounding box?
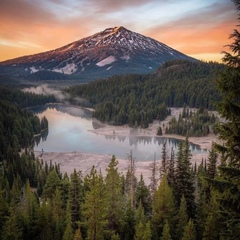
[66,60,224,127]
[0,1,239,238]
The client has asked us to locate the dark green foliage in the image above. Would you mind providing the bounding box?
[182,219,196,240]
[83,167,106,240]
[210,1,240,239]
[69,170,84,232]
[176,196,189,239]
[66,60,223,126]
[174,138,196,218]
[0,84,55,108]
[161,221,172,240]
[104,156,124,237]
[152,174,175,239]
[0,20,239,238]
[135,174,151,216]
[166,107,219,137]
[42,169,61,199]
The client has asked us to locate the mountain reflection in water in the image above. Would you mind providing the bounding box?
[32,104,206,161]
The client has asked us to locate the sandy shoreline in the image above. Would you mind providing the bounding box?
[35,107,220,185]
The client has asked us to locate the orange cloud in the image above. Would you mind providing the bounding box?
[144,1,237,63]
[0,0,237,62]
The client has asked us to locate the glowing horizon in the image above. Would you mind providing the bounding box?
[0,0,237,63]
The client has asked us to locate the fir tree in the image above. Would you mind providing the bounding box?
[202,213,218,240]
[211,1,240,238]
[63,199,74,240]
[152,174,175,239]
[161,221,172,240]
[42,169,60,199]
[174,137,195,218]
[149,152,158,197]
[69,169,84,231]
[167,147,175,188]
[160,142,168,179]
[104,155,124,237]
[181,219,196,240]
[73,227,83,240]
[83,166,106,240]
[134,202,152,240]
[135,174,151,215]
[176,195,189,240]
[206,147,218,179]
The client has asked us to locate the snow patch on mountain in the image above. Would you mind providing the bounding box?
[0,26,196,80]
[121,55,130,61]
[53,63,77,75]
[30,66,39,73]
[96,56,116,67]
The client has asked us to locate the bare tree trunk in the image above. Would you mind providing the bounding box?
[128,150,136,208]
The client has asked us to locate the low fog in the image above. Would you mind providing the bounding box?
[23,84,69,102]
[23,84,91,107]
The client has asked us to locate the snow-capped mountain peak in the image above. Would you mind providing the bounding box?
[0,26,195,80]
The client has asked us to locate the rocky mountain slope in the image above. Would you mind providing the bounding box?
[0,26,196,80]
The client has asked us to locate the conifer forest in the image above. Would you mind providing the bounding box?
[0,1,240,239]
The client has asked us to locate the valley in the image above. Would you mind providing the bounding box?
[0,2,239,237]
[34,105,219,185]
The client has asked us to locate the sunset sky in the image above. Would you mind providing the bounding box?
[0,0,237,62]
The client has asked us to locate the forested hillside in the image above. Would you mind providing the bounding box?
[0,56,238,240]
[0,84,56,108]
[0,1,239,237]
[66,60,224,127]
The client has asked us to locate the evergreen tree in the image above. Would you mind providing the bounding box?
[0,178,8,237]
[152,174,175,239]
[63,199,74,240]
[202,213,218,240]
[149,153,158,197]
[167,147,175,188]
[135,174,151,215]
[160,142,168,179]
[2,206,22,240]
[83,166,106,240]
[195,193,209,240]
[212,1,240,238]
[161,221,172,240]
[134,202,152,240]
[73,227,83,240]
[104,155,124,237]
[69,169,84,231]
[21,180,39,240]
[123,201,136,240]
[174,138,195,218]
[52,188,65,240]
[42,169,61,199]
[206,147,218,179]
[181,219,196,240]
[176,195,189,240]
[35,200,53,240]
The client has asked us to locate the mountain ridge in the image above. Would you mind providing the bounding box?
[0,26,196,80]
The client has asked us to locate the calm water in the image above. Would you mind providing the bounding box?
[33,104,205,161]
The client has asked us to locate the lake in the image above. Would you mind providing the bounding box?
[33,104,205,161]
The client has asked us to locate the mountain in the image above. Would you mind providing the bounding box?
[0,26,196,81]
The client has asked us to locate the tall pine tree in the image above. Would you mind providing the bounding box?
[212,1,240,238]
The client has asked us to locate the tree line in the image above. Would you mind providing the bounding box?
[163,106,219,137]
[66,60,224,128]
[0,84,56,108]
[0,1,239,238]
